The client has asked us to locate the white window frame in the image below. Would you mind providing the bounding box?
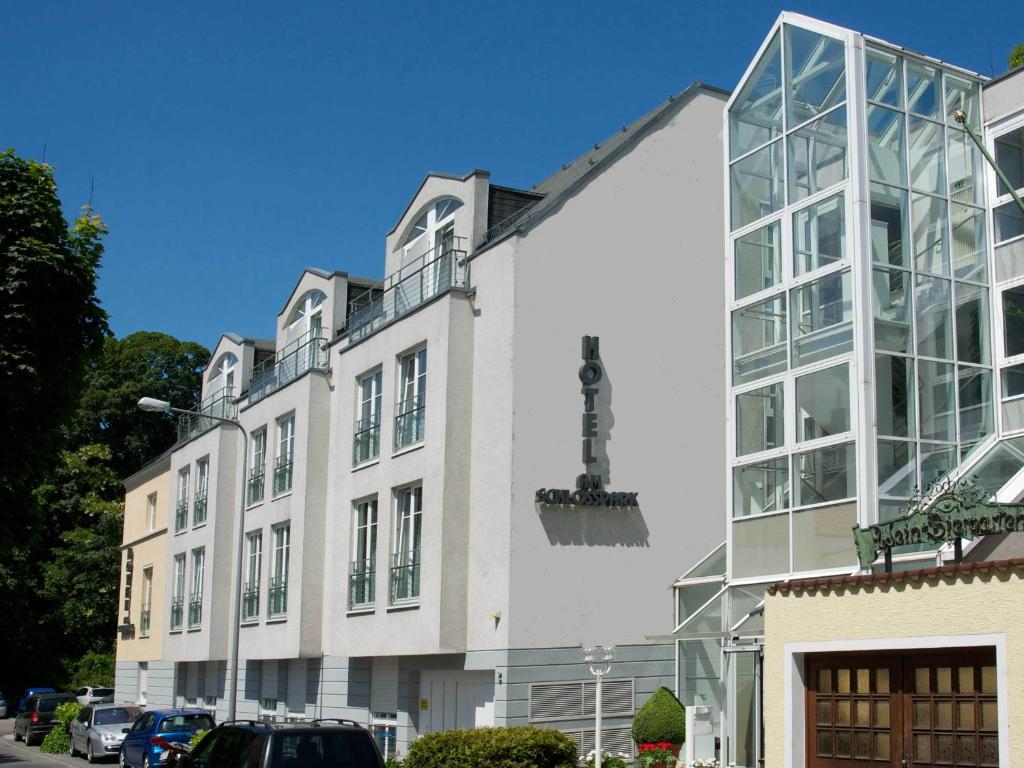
[146,493,158,532]
[391,485,422,603]
[189,548,205,627]
[355,369,383,465]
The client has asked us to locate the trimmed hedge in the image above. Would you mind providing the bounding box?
[405,727,578,768]
[40,702,82,754]
[631,687,685,745]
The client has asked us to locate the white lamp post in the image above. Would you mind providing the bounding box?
[138,396,249,721]
[584,645,614,768]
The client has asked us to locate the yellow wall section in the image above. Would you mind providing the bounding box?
[763,569,1024,766]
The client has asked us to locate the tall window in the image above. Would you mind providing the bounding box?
[354,370,383,464]
[390,486,422,603]
[146,493,158,532]
[270,524,290,616]
[189,548,205,627]
[395,348,426,449]
[170,555,185,630]
[209,352,238,397]
[244,531,262,621]
[274,415,295,495]
[175,469,189,532]
[249,428,267,505]
[140,567,153,637]
[350,499,377,607]
[285,290,327,347]
[193,458,209,526]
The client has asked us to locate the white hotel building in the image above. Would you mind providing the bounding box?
[115,83,731,757]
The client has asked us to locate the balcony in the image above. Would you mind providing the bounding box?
[394,394,425,450]
[248,464,266,505]
[273,456,293,496]
[193,492,208,526]
[249,331,328,404]
[177,387,237,444]
[349,559,375,608]
[348,238,468,343]
[268,577,288,616]
[188,597,203,627]
[170,598,183,631]
[174,501,188,532]
[353,412,381,465]
[389,551,420,604]
[140,604,151,637]
[242,584,260,621]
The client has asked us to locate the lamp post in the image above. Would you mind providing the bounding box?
[138,396,249,721]
[584,645,614,768]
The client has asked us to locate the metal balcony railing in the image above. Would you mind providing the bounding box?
[248,464,266,505]
[394,394,425,450]
[273,456,293,495]
[177,387,237,444]
[353,412,381,464]
[140,604,151,636]
[170,598,183,630]
[193,492,208,525]
[349,559,375,607]
[268,577,288,616]
[348,239,468,343]
[389,551,420,603]
[249,331,328,403]
[482,199,541,242]
[188,597,203,627]
[242,584,260,621]
[174,500,188,532]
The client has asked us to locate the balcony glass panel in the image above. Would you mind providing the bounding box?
[176,387,237,444]
[249,331,328,403]
[733,457,789,518]
[796,442,856,506]
[878,439,917,497]
[175,501,188,533]
[784,25,846,128]
[867,105,906,186]
[729,31,783,160]
[353,413,381,465]
[792,502,857,571]
[188,598,202,627]
[791,270,853,367]
[732,294,787,385]
[731,140,784,231]
[394,394,425,450]
[907,61,940,119]
[787,106,848,202]
[945,75,980,130]
[1004,285,1024,357]
[873,268,913,353]
[955,283,990,365]
[248,465,265,505]
[947,130,983,207]
[349,559,376,607]
[912,194,949,276]
[909,117,946,195]
[916,275,953,360]
[958,366,993,448]
[268,577,288,616]
[870,183,909,267]
[242,585,260,621]
[140,605,151,637]
[876,354,915,438]
[866,48,901,107]
[732,514,790,578]
[1003,363,1024,399]
[273,457,293,496]
[919,360,956,442]
[795,364,850,442]
[994,126,1024,197]
[390,551,420,603]
[994,201,1024,245]
[170,598,183,631]
[735,220,782,299]
[736,383,784,456]
[949,204,987,282]
[793,193,845,276]
[995,238,1024,284]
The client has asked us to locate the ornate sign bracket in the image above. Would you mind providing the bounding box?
[852,476,1024,571]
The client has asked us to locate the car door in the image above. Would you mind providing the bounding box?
[72,707,91,751]
[125,713,154,765]
[17,697,36,738]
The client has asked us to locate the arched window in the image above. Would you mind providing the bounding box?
[285,290,327,345]
[402,197,463,265]
[209,352,238,396]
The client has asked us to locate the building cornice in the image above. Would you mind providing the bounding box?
[121,527,169,551]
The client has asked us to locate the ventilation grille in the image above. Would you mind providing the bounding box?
[564,727,635,760]
[528,679,634,722]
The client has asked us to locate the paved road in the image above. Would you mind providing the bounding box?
[0,719,102,768]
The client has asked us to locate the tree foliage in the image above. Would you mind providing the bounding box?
[1,148,109,550]
[631,687,686,745]
[1011,43,1024,69]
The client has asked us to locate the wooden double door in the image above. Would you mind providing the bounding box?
[806,649,998,767]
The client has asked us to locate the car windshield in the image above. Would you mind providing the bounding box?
[158,714,215,733]
[270,732,380,768]
[91,688,114,698]
[39,698,73,713]
[94,707,141,725]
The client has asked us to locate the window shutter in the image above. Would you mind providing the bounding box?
[371,657,399,714]
[580,727,634,760]
[583,679,635,717]
[261,660,278,700]
[530,679,634,721]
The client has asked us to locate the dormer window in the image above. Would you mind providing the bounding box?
[402,197,463,265]
[209,353,238,397]
[286,290,327,346]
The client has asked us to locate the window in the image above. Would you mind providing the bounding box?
[170,555,185,631]
[175,468,189,532]
[787,106,848,202]
[189,548,204,628]
[795,442,856,506]
[995,125,1024,197]
[731,141,784,230]
[355,370,383,464]
[733,457,789,518]
[395,348,426,449]
[732,294,787,385]
[244,531,262,621]
[270,524,290,616]
[249,428,266,504]
[193,458,209,526]
[735,383,784,457]
[1003,285,1024,358]
[735,221,782,300]
[402,197,463,263]
[729,31,782,160]
[350,499,377,608]
[285,290,326,347]
[274,415,295,495]
[793,194,846,276]
[146,493,157,532]
[391,486,422,603]
[791,270,853,367]
[208,352,238,397]
[140,567,153,637]
[795,365,850,442]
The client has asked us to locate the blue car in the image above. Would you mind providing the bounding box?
[119,709,216,768]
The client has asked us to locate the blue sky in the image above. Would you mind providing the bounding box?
[5,0,1018,352]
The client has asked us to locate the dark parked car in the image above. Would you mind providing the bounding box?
[14,692,77,745]
[16,687,55,712]
[119,709,216,768]
[176,720,384,768]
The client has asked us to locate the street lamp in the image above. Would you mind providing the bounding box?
[137,396,249,721]
[584,645,614,768]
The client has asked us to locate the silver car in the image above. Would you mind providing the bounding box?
[0,693,8,718]
[70,703,143,763]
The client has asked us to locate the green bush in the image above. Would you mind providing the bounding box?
[190,730,210,749]
[631,687,685,745]
[40,702,82,754]
[405,726,578,768]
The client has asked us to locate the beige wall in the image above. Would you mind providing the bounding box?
[763,569,1024,766]
[117,464,171,663]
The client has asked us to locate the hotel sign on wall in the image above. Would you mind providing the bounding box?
[534,335,640,507]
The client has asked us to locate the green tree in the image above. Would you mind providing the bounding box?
[1,149,109,550]
[1011,44,1024,69]
[67,332,209,478]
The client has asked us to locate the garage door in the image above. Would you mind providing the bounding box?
[419,671,495,733]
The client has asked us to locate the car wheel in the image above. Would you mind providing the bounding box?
[87,740,96,763]
[25,732,37,747]
[14,725,22,742]
[142,753,150,768]
[119,747,127,768]
[70,735,78,757]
